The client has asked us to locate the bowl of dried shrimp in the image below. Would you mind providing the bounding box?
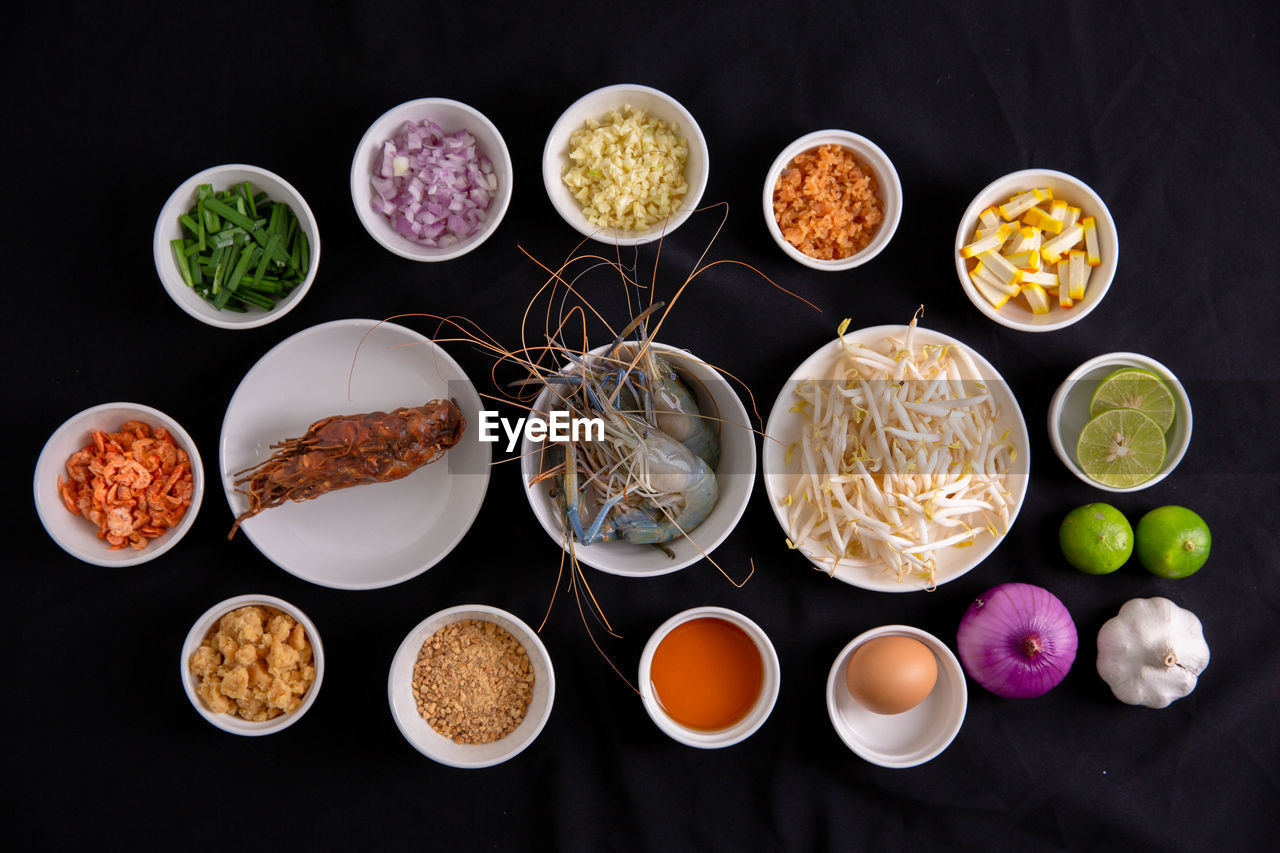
[34,402,204,567]
[762,320,1029,591]
[763,129,902,271]
[519,341,756,578]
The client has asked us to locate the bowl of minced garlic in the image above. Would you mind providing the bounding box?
[543,83,709,246]
[388,604,556,768]
[764,129,902,270]
[181,595,322,736]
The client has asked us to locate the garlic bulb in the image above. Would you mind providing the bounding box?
[1096,597,1210,708]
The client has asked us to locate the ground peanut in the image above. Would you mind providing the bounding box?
[411,619,534,745]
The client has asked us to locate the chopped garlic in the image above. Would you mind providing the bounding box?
[562,107,689,230]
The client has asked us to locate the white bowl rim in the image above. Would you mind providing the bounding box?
[953,167,1119,333]
[218,317,492,589]
[825,624,967,768]
[762,128,903,271]
[34,401,205,567]
[386,603,556,768]
[349,97,513,262]
[153,163,320,330]
[518,341,757,577]
[637,605,781,749]
[1046,351,1193,492]
[762,323,1031,591]
[541,82,710,247]
[179,593,325,736]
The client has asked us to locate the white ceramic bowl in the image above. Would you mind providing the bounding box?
[350,98,513,262]
[955,168,1119,332]
[220,319,491,590]
[519,342,756,577]
[154,164,319,329]
[639,606,781,749]
[542,83,709,246]
[763,129,902,271]
[826,625,966,768]
[1047,351,1193,492]
[34,402,204,567]
[387,604,555,768]
[180,594,324,736]
[763,325,1030,591]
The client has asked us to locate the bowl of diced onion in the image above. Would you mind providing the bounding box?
[955,169,1119,332]
[542,83,709,247]
[351,97,513,262]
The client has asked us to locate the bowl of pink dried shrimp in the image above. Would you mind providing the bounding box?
[34,402,204,567]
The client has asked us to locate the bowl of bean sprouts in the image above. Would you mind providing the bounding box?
[762,320,1030,591]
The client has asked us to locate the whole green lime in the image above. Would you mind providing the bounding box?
[1135,506,1211,578]
[1059,502,1134,574]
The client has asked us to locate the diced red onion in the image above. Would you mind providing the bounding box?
[371,118,497,247]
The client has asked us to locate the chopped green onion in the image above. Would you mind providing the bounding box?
[171,240,194,288]
[175,181,309,313]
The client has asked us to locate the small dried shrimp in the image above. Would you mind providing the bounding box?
[58,420,194,550]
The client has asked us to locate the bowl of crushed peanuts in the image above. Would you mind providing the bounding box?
[542,83,709,246]
[763,129,902,270]
[180,594,324,736]
[387,604,555,768]
[34,402,204,567]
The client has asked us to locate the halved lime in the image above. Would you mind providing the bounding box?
[1089,367,1176,432]
[1076,408,1167,488]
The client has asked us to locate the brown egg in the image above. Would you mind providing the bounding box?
[845,635,938,714]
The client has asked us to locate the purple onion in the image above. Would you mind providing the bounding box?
[371,118,496,247]
[956,582,1077,699]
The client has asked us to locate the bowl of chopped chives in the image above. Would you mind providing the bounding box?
[153,164,320,329]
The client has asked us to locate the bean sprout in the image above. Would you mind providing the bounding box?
[784,318,1017,587]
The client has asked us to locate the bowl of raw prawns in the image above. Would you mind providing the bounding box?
[518,336,757,578]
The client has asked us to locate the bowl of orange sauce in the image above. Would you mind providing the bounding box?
[638,606,781,749]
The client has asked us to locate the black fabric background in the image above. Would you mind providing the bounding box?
[8,2,1279,851]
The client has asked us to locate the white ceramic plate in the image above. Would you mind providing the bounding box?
[387,604,555,768]
[518,343,756,577]
[220,319,490,589]
[826,625,967,768]
[763,325,1030,592]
